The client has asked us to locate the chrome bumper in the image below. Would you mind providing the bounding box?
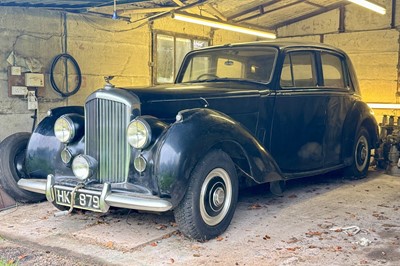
[17,175,173,213]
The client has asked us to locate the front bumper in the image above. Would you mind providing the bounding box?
[17,175,173,213]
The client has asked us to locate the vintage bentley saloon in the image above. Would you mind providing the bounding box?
[0,42,378,240]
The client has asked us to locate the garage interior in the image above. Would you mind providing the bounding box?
[0,0,400,265]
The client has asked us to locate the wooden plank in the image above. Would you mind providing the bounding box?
[271,1,348,29]
[206,3,228,21]
[172,0,185,7]
[0,187,17,211]
[227,0,280,21]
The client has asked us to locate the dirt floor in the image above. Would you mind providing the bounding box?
[0,169,399,265]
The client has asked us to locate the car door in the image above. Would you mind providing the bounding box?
[320,51,356,167]
[269,50,328,174]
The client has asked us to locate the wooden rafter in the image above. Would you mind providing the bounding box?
[304,0,324,8]
[235,0,304,22]
[206,3,227,21]
[172,0,185,7]
[227,0,279,21]
[271,1,349,29]
[119,7,175,14]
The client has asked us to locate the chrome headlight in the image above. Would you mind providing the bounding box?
[127,118,151,149]
[72,155,97,180]
[54,116,75,143]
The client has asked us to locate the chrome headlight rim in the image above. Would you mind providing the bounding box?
[54,115,75,143]
[127,118,151,149]
[72,155,97,181]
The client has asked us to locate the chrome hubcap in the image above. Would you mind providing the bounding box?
[200,168,232,226]
[212,186,225,208]
[355,135,369,172]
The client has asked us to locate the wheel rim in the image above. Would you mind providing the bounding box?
[200,168,232,226]
[13,147,26,182]
[355,135,369,172]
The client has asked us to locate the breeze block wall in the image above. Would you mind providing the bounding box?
[0,7,147,140]
[0,7,255,140]
[276,0,400,123]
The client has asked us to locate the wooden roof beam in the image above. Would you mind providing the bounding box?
[235,0,304,23]
[227,0,279,21]
[206,3,228,21]
[172,0,185,7]
[271,1,348,29]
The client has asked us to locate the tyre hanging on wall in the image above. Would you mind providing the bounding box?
[0,132,45,202]
[50,53,82,98]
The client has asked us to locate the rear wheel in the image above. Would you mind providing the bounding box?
[0,132,45,202]
[345,127,371,179]
[174,150,238,241]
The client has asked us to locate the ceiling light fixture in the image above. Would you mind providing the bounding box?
[112,0,118,20]
[367,103,400,109]
[171,12,276,39]
[348,0,386,15]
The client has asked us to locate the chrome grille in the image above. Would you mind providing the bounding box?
[85,97,130,183]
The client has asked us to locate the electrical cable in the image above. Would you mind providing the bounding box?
[50,53,82,98]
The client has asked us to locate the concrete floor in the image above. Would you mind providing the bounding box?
[0,169,399,265]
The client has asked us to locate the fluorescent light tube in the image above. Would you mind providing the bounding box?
[172,12,276,39]
[348,0,386,15]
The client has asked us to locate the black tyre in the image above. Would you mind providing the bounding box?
[174,150,238,241]
[345,127,371,179]
[0,132,45,202]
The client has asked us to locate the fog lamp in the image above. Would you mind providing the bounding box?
[61,148,73,164]
[134,155,147,173]
[72,155,97,180]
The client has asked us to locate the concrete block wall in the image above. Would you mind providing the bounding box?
[0,8,63,140]
[276,0,400,122]
[0,7,151,140]
[0,7,254,140]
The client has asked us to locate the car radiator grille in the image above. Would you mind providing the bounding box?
[85,98,130,183]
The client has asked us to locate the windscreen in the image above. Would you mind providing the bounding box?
[179,47,278,84]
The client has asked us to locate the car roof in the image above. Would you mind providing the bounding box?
[197,41,345,55]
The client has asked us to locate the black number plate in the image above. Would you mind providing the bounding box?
[54,186,102,212]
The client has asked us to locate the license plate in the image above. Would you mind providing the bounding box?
[54,186,102,212]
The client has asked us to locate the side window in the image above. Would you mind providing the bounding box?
[321,53,345,88]
[280,52,317,88]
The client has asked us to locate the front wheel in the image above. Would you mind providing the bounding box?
[174,150,238,241]
[345,127,371,179]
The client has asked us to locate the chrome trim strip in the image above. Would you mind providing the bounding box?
[46,174,55,202]
[17,178,173,213]
[105,193,172,212]
[17,178,46,194]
